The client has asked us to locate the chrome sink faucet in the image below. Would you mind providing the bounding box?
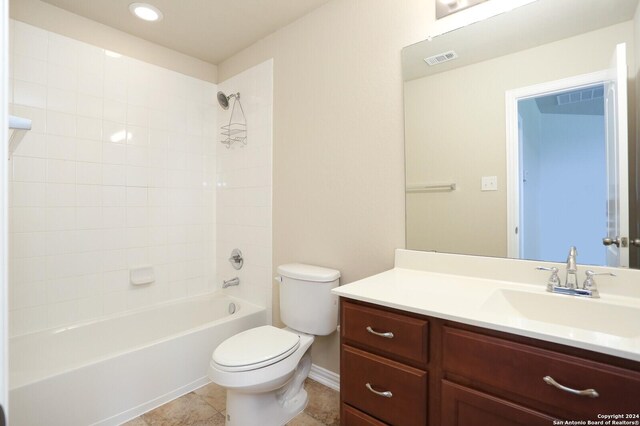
[565,246,578,289]
[536,246,614,298]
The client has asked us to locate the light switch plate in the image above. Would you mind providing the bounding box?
[481,176,498,191]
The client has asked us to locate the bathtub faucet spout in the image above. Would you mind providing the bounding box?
[223,277,240,288]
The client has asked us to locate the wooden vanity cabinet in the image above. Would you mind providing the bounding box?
[340,299,640,426]
[340,301,429,426]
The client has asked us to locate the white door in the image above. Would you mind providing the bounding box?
[604,43,630,267]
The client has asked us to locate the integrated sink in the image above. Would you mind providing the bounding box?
[481,289,640,338]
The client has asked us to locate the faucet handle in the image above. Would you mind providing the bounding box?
[582,270,615,298]
[536,266,560,290]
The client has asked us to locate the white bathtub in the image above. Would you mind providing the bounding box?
[8,293,266,426]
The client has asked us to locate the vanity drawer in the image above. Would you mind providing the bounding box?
[342,404,388,425]
[442,327,640,419]
[342,301,429,366]
[341,345,427,426]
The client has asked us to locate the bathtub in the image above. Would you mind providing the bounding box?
[8,293,266,426]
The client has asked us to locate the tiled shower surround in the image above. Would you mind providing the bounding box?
[215,59,273,322]
[7,20,219,336]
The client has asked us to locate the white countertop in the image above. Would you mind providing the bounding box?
[333,266,640,362]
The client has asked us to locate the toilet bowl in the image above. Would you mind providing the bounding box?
[208,263,340,426]
[209,326,314,425]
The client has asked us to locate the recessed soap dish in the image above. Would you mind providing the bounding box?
[130,266,155,286]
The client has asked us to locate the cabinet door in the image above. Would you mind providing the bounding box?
[441,381,555,426]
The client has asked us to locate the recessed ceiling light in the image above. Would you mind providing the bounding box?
[129,3,163,22]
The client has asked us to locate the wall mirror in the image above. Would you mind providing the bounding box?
[402,0,640,268]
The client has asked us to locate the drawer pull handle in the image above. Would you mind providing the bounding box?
[543,376,599,398]
[366,383,393,398]
[366,326,394,339]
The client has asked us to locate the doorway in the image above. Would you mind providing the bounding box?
[505,61,630,267]
[518,85,606,264]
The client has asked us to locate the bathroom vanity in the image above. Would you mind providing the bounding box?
[333,250,640,425]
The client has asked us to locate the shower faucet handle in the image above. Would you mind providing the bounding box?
[228,249,244,270]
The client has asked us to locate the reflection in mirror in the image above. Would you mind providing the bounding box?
[402,0,640,269]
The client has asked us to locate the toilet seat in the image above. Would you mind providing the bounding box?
[213,326,300,372]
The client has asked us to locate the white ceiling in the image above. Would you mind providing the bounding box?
[39,0,331,64]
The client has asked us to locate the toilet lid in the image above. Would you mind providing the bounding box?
[213,326,300,372]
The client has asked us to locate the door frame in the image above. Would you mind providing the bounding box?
[1,0,9,421]
[505,70,609,258]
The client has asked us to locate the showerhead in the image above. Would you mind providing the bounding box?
[217,91,229,109]
[217,91,240,110]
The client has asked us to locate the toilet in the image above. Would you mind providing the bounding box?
[208,263,340,426]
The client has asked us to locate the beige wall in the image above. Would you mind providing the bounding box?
[9,0,217,82]
[405,22,635,258]
[218,0,432,373]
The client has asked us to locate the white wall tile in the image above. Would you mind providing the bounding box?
[103,78,127,103]
[76,209,103,231]
[10,257,47,285]
[102,142,126,165]
[46,135,76,160]
[46,159,76,183]
[102,120,127,143]
[47,63,77,91]
[12,156,46,182]
[102,185,126,206]
[103,99,126,123]
[77,117,102,141]
[8,21,219,336]
[73,230,102,252]
[10,207,47,233]
[13,54,47,85]
[77,94,103,119]
[48,33,78,68]
[78,72,103,97]
[13,21,48,61]
[46,207,76,231]
[46,110,76,137]
[11,182,46,207]
[76,139,102,163]
[102,207,126,229]
[45,231,75,255]
[76,162,102,185]
[76,184,102,206]
[103,164,126,186]
[10,280,47,310]
[11,232,48,258]
[13,80,46,109]
[45,183,75,207]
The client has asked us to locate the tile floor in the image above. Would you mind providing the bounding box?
[122,378,339,426]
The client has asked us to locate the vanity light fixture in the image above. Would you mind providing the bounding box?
[129,3,163,22]
[436,0,488,19]
[439,0,461,6]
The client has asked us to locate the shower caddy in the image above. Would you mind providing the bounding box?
[220,92,247,148]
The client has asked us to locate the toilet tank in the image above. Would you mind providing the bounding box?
[277,263,340,336]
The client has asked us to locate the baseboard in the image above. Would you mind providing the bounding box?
[308,363,340,392]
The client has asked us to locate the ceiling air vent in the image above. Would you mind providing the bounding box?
[424,50,458,66]
[556,86,604,105]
